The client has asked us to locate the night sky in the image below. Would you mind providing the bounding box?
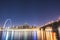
[0,0,60,26]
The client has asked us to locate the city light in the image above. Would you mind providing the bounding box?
[0,19,60,40]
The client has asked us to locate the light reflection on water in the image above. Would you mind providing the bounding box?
[58,27,60,40]
[45,27,57,40]
[0,29,58,40]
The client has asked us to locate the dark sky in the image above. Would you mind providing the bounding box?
[0,0,60,26]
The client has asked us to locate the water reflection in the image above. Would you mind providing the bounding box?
[58,27,60,40]
[45,27,57,40]
[0,28,58,40]
[45,27,52,40]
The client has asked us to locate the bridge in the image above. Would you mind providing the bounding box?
[40,20,60,40]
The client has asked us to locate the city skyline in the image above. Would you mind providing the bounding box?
[0,0,60,26]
